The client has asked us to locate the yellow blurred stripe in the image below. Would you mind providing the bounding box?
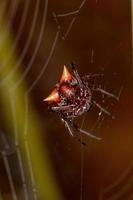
[0,4,63,200]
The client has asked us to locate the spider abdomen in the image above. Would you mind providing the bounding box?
[44,65,92,118]
[60,85,75,99]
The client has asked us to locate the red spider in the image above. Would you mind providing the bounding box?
[44,63,119,141]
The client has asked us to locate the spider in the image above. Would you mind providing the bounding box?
[43,63,119,141]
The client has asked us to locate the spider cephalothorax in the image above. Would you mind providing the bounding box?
[44,63,119,141]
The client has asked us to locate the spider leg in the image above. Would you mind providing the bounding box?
[51,104,75,111]
[73,123,101,140]
[70,62,83,85]
[82,74,104,80]
[96,88,119,100]
[60,111,101,141]
[62,119,87,145]
[78,127,102,140]
[60,116,74,136]
[95,86,123,101]
[64,120,74,137]
[93,101,114,119]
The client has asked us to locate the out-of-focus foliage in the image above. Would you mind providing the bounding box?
[0,2,63,200]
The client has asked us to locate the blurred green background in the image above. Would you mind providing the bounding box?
[0,0,132,199]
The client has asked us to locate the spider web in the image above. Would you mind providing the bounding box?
[0,0,132,200]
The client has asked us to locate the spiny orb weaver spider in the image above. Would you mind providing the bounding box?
[44,63,119,141]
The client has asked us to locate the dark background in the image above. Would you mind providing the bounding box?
[0,0,132,199]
